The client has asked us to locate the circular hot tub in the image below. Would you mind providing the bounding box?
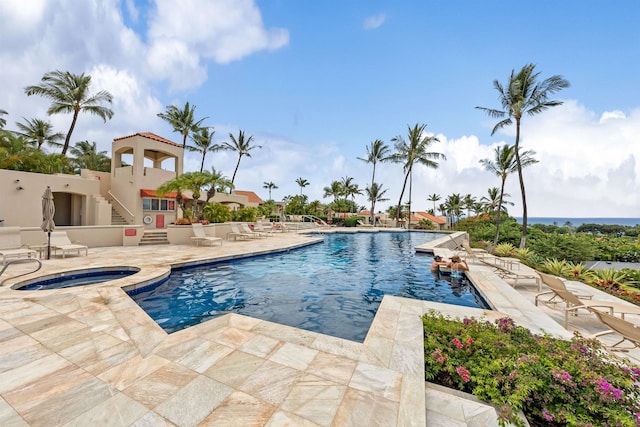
[14,266,141,291]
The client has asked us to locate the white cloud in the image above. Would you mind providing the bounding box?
[363,14,386,30]
[600,110,626,123]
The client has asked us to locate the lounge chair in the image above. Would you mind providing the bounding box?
[227,224,253,240]
[357,220,373,228]
[191,223,223,246]
[239,223,266,238]
[253,221,275,236]
[49,231,88,258]
[536,272,593,303]
[482,259,542,291]
[0,227,36,264]
[590,309,640,352]
[461,241,493,264]
[534,278,640,328]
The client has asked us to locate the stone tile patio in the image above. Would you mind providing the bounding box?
[0,229,637,426]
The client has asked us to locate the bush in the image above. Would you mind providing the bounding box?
[204,203,232,223]
[343,216,362,227]
[423,312,640,427]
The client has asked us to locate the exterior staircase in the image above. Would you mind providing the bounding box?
[111,207,129,226]
[139,230,169,246]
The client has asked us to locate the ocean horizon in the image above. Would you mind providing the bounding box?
[515,217,640,227]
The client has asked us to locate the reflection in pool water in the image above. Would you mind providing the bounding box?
[129,232,490,342]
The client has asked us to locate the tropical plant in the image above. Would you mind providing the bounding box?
[69,140,110,172]
[187,126,219,172]
[157,101,207,149]
[340,176,361,213]
[323,180,343,202]
[423,312,640,427]
[565,261,594,282]
[443,193,463,226]
[295,177,309,196]
[512,247,534,261]
[479,145,537,246]
[232,207,259,222]
[204,203,232,223]
[263,181,278,200]
[477,64,569,248]
[461,194,475,219]
[358,139,391,225]
[25,70,114,155]
[364,182,388,225]
[427,193,441,215]
[390,123,444,227]
[540,258,570,276]
[590,268,633,290]
[0,109,7,128]
[156,170,226,220]
[221,129,261,185]
[493,242,516,257]
[15,117,64,151]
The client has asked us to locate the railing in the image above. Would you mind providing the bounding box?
[0,258,42,286]
[107,191,135,224]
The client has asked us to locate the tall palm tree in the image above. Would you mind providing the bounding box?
[480,144,538,245]
[358,139,391,225]
[25,70,114,155]
[221,130,261,185]
[443,193,463,227]
[340,176,361,213]
[365,183,388,225]
[480,187,514,215]
[69,140,111,172]
[390,123,445,227]
[187,127,219,172]
[427,193,441,215]
[323,180,343,202]
[15,117,64,151]
[263,181,278,200]
[157,102,207,149]
[295,177,309,196]
[476,64,569,248]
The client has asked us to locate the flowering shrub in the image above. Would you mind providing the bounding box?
[423,312,640,427]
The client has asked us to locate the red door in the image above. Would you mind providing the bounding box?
[156,214,164,228]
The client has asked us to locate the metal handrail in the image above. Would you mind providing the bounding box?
[107,191,135,223]
[0,258,43,286]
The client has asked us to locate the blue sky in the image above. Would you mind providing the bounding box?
[1,1,639,217]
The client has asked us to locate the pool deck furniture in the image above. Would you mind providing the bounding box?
[590,308,640,351]
[253,221,275,236]
[0,226,37,265]
[227,223,255,240]
[49,231,88,258]
[239,223,266,238]
[190,223,223,246]
[480,258,542,291]
[0,230,637,426]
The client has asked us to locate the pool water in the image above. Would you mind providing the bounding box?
[129,232,489,341]
[17,268,139,291]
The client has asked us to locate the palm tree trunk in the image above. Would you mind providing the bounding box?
[395,169,410,227]
[62,111,80,155]
[231,155,242,185]
[407,172,413,230]
[494,178,506,246]
[370,163,376,225]
[515,119,528,248]
[200,154,206,172]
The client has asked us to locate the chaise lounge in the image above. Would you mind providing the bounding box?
[191,223,223,246]
[0,227,37,264]
[49,231,88,258]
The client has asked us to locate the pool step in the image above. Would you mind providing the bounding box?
[139,230,169,245]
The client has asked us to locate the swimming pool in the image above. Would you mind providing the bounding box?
[16,267,140,291]
[128,232,489,341]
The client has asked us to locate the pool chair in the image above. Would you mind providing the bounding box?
[0,227,37,264]
[483,260,542,291]
[253,221,275,236]
[536,272,593,304]
[535,281,640,328]
[49,231,88,258]
[227,224,254,240]
[590,309,640,352]
[191,223,223,246]
[239,223,266,238]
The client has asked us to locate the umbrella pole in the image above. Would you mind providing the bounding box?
[47,231,51,260]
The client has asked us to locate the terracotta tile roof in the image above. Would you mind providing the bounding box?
[234,191,264,205]
[414,211,446,225]
[114,132,181,147]
[359,211,371,215]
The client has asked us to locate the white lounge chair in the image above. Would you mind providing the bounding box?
[49,231,88,258]
[239,223,265,238]
[227,224,253,240]
[253,221,275,236]
[0,227,36,264]
[191,223,223,246]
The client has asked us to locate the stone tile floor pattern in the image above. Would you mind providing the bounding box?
[0,229,638,426]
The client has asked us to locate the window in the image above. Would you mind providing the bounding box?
[143,198,175,212]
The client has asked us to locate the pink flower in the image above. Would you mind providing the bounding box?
[452,338,463,349]
[542,409,555,421]
[456,366,470,382]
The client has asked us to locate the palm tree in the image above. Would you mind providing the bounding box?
[462,194,476,219]
[340,176,361,213]
[358,139,391,225]
[156,170,228,220]
[443,193,463,227]
[157,102,207,149]
[187,127,219,172]
[221,130,261,185]
[480,187,514,216]
[0,109,8,129]
[427,193,441,215]
[323,180,343,202]
[390,123,445,227]
[25,70,114,155]
[263,181,278,200]
[480,144,538,245]
[15,117,64,151]
[365,183,389,225]
[476,64,569,248]
[295,177,310,196]
[69,140,111,172]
